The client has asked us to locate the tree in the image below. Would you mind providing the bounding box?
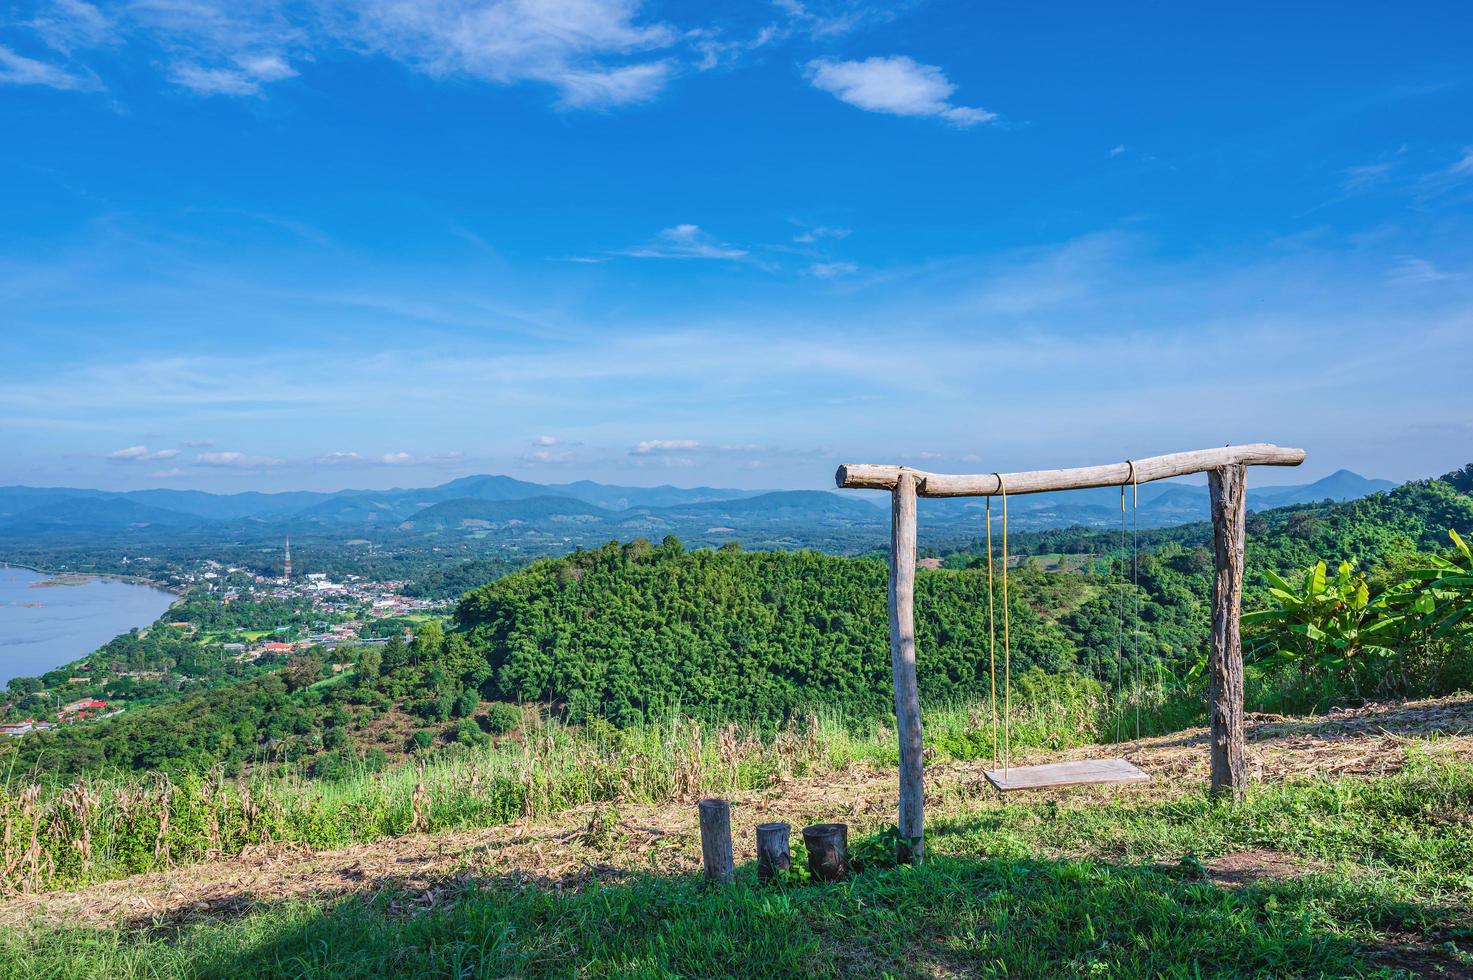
[283,656,322,691]
[354,647,382,688]
[6,676,42,697]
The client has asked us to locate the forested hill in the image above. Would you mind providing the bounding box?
[456,540,1113,725]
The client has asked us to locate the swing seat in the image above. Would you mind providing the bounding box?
[983,758,1150,793]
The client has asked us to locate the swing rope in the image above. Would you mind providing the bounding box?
[985,497,998,766]
[1115,473,1126,744]
[1128,461,1141,741]
[997,473,1011,775]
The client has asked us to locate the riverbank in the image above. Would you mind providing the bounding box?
[0,568,181,686]
[0,562,183,596]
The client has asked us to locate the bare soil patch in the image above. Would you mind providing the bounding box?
[1201,848,1322,887]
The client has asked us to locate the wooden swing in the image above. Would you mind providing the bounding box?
[980,468,1150,793]
[835,443,1305,863]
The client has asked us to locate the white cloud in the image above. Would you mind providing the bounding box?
[315,451,363,464]
[108,445,150,460]
[806,261,857,278]
[196,451,286,467]
[615,224,749,260]
[170,54,298,96]
[149,467,187,478]
[324,0,676,108]
[108,445,179,461]
[805,56,994,126]
[534,435,560,446]
[1110,144,1126,157]
[631,438,700,454]
[0,43,94,89]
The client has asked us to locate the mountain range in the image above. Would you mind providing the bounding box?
[0,469,1397,543]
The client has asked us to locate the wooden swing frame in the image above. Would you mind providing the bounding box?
[835,443,1305,863]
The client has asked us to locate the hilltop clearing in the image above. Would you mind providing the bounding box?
[5,694,1468,935]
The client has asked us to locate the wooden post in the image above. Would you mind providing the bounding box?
[889,472,925,863]
[756,822,791,880]
[802,823,849,881]
[1208,464,1248,800]
[698,798,734,883]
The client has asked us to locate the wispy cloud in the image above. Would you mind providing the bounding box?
[333,0,677,108]
[0,43,95,90]
[773,0,898,38]
[520,448,576,465]
[1389,257,1465,285]
[806,261,857,278]
[631,438,700,455]
[1342,161,1395,193]
[196,451,286,468]
[615,224,749,260]
[170,54,297,97]
[1451,147,1473,177]
[108,445,179,461]
[792,223,850,244]
[805,56,993,126]
[1,0,687,107]
[27,0,112,55]
[315,449,463,466]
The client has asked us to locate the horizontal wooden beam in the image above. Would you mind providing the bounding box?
[835,443,1305,498]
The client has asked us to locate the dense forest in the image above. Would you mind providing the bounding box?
[5,472,1470,778]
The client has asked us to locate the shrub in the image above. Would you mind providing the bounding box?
[481,702,523,735]
[454,688,479,719]
[455,719,488,747]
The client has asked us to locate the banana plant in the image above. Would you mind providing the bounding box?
[1242,560,1403,683]
[1398,529,1473,638]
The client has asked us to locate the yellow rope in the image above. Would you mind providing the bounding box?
[996,473,1011,774]
[985,497,997,766]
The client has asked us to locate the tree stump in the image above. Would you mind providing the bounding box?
[698,798,733,884]
[802,823,849,881]
[756,822,791,880]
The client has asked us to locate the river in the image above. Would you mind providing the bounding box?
[0,566,177,687]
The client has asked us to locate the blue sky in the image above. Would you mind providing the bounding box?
[2,0,1471,493]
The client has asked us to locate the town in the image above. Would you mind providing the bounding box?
[0,540,452,736]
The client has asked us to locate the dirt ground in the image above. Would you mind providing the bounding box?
[4,694,1470,929]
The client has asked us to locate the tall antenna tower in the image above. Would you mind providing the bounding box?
[283,536,292,581]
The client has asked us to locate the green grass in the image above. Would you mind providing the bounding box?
[6,755,1472,978]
